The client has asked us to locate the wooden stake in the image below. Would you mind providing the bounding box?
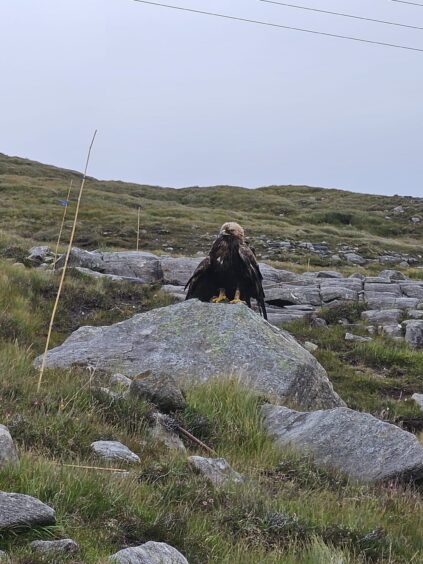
[37,131,97,393]
[53,180,73,270]
[136,206,141,251]
[177,425,217,455]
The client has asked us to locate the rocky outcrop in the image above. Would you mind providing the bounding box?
[261,405,423,483]
[0,492,56,530]
[34,300,344,410]
[56,248,162,283]
[109,541,189,563]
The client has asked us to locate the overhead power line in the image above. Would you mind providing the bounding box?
[391,0,423,6]
[130,1,423,53]
[257,0,423,31]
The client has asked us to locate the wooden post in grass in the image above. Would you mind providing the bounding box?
[53,180,73,270]
[37,131,97,393]
[136,206,141,251]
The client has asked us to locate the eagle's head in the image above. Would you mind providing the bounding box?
[220,222,245,241]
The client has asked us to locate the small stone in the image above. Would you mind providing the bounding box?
[0,492,56,530]
[150,413,186,452]
[310,317,327,328]
[345,333,372,343]
[30,539,79,554]
[0,551,9,561]
[90,441,140,464]
[0,425,18,467]
[188,456,244,487]
[110,374,132,389]
[303,341,318,352]
[379,270,407,281]
[393,205,404,214]
[130,373,186,412]
[344,252,366,266]
[411,216,421,224]
[109,541,189,563]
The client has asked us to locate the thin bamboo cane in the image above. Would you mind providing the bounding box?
[53,180,73,270]
[136,206,141,251]
[56,463,129,473]
[37,131,97,393]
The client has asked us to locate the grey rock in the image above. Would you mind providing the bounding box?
[393,205,404,214]
[400,284,423,299]
[27,245,52,264]
[161,285,186,301]
[188,456,244,487]
[380,324,403,339]
[379,270,408,281]
[30,539,79,554]
[130,373,186,412]
[303,341,318,352]
[349,273,365,280]
[367,297,419,310]
[412,393,423,412]
[403,320,423,349]
[161,256,204,286]
[361,309,402,325]
[406,310,423,320]
[344,252,366,266]
[110,373,133,389]
[411,216,421,224]
[379,255,403,266]
[265,285,321,307]
[364,283,401,296]
[109,541,189,563]
[0,551,8,561]
[345,333,372,343]
[310,317,327,328]
[150,413,185,451]
[315,271,344,279]
[74,267,146,285]
[0,492,56,530]
[35,301,344,410]
[319,278,362,291]
[57,248,162,283]
[321,287,358,303]
[90,441,140,464]
[0,425,18,467]
[261,404,423,483]
[94,387,126,402]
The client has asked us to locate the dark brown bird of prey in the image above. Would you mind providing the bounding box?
[185,222,267,319]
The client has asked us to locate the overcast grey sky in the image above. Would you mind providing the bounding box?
[1,0,422,195]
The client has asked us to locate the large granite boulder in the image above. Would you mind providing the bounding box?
[56,248,162,283]
[261,405,423,483]
[34,301,344,410]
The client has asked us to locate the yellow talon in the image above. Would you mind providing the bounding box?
[229,289,244,304]
[212,289,228,303]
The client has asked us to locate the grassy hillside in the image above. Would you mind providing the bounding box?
[1,153,423,562]
[1,153,422,262]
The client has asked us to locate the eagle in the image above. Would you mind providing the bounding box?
[185,222,267,319]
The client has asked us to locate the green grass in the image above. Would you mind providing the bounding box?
[0,152,422,262]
